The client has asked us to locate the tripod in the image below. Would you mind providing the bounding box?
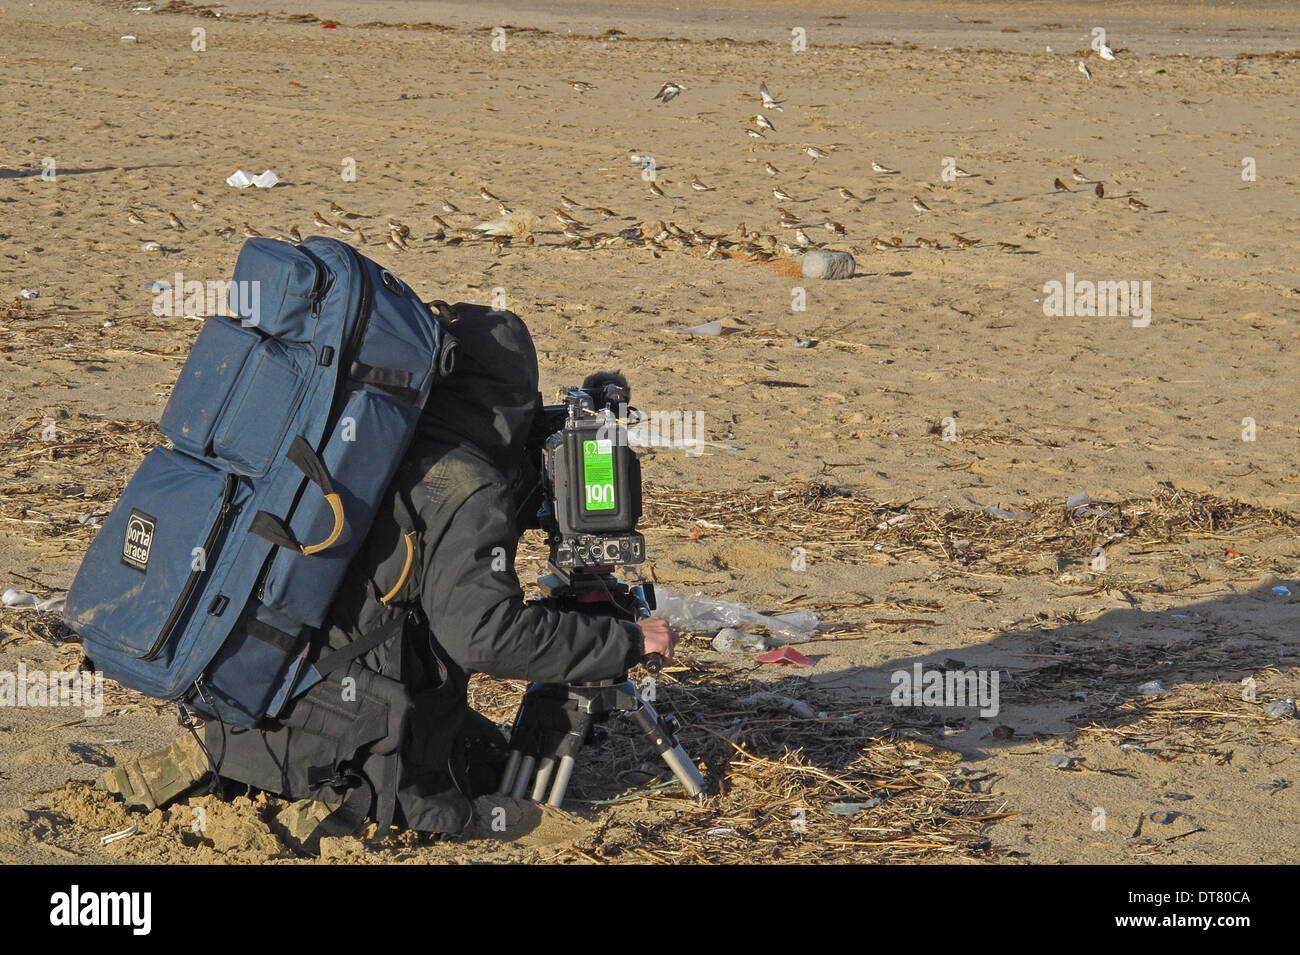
[498,568,708,807]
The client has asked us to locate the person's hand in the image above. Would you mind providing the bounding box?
[636,617,678,664]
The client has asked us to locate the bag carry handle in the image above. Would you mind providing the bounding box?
[250,436,346,555]
[378,532,417,605]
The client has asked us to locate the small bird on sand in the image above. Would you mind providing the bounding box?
[441,199,461,214]
[1127,195,1148,211]
[1072,168,1095,182]
[916,236,941,249]
[949,232,979,248]
[996,241,1022,252]
[167,211,185,231]
[312,211,334,228]
[871,237,893,252]
[871,161,897,174]
[824,220,846,235]
[479,186,500,202]
[653,81,686,103]
[773,187,795,201]
[649,181,666,197]
[806,146,829,160]
[288,225,302,243]
[189,196,206,212]
[1078,61,1092,79]
[1095,182,1106,198]
[1054,178,1071,192]
[569,81,595,92]
[752,114,776,132]
[215,225,235,239]
[838,187,861,201]
[795,229,814,247]
[241,222,262,238]
[559,195,582,211]
[759,81,783,111]
[764,162,780,176]
[746,128,766,140]
[690,178,714,192]
[1097,42,1116,61]
[912,195,932,212]
[951,165,975,178]
[127,209,146,225]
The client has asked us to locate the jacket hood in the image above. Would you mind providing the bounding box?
[417,304,539,473]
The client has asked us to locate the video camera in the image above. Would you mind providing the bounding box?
[522,371,645,574]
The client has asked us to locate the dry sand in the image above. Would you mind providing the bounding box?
[0,0,1298,863]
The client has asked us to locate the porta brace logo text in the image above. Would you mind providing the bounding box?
[50,885,151,935]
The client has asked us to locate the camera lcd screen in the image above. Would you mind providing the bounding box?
[581,438,616,512]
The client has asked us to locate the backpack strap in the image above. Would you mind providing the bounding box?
[369,485,422,607]
[311,613,406,679]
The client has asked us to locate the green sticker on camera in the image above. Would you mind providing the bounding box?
[582,438,616,511]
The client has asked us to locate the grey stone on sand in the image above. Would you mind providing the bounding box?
[801,249,855,280]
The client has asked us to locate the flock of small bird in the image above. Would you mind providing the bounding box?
[121,42,1149,263]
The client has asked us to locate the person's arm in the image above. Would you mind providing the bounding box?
[419,482,653,684]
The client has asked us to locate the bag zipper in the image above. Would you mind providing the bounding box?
[300,245,329,319]
[342,243,374,365]
[140,472,238,661]
[256,241,372,604]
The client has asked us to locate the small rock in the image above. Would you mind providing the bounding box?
[712,628,767,653]
[1137,680,1170,698]
[991,725,1015,740]
[801,249,855,280]
[1264,698,1296,719]
[793,337,815,348]
[1045,753,1076,770]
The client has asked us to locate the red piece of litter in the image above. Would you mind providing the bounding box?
[322,22,337,28]
[754,647,813,667]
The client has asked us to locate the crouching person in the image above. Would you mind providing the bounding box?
[100,305,676,847]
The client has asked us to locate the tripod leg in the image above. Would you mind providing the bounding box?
[627,694,707,797]
[530,757,556,802]
[509,755,536,801]
[546,755,577,807]
[498,750,523,795]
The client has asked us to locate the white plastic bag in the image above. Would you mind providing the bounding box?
[653,588,818,643]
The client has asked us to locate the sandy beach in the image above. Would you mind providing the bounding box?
[1,0,1298,864]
